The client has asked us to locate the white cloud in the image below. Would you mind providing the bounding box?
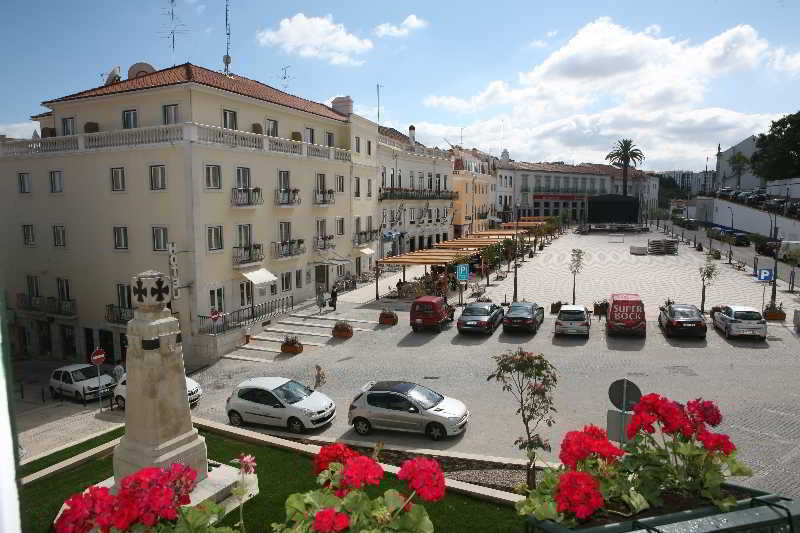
[0,121,39,139]
[546,30,558,38]
[374,14,428,38]
[529,40,547,49]
[256,14,373,66]
[196,4,205,14]
[418,18,794,169]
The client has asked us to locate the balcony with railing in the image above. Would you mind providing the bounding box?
[352,229,381,246]
[233,244,264,267]
[16,294,45,313]
[378,188,457,201]
[313,189,336,205]
[231,187,263,207]
[274,188,301,206]
[106,304,134,324]
[1,122,353,163]
[45,297,77,317]
[271,241,306,259]
[314,235,336,250]
[198,295,294,335]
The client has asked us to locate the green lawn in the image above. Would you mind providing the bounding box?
[17,426,125,478]
[20,431,521,533]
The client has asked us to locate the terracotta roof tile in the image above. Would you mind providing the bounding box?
[43,63,348,122]
[498,160,647,179]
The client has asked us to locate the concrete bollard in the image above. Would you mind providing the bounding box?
[41,387,45,404]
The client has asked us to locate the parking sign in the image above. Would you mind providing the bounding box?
[758,268,773,281]
[456,264,469,281]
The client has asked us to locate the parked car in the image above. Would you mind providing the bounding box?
[712,306,767,341]
[731,232,751,246]
[684,219,699,230]
[658,304,707,338]
[606,293,646,337]
[410,295,454,333]
[717,188,733,199]
[226,377,336,433]
[456,302,504,334]
[113,373,202,410]
[747,193,768,206]
[553,305,591,336]
[49,364,116,401]
[348,380,469,441]
[502,302,545,333]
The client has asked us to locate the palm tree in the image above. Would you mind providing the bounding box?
[727,152,749,189]
[605,139,645,197]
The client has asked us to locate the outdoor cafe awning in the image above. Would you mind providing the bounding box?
[376,248,482,266]
[240,267,278,286]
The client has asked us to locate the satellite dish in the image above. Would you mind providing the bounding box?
[104,66,121,85]
[127,62,156,79]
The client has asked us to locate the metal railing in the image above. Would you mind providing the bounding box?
[313,190,336,205]
[314,235,336,250]
[231,187,264,207]
[378,188,457,201]
[106,304,134,324]
[198,295,294,335]
[352,229,381,245]
[233,244,264,266]
[45,297,77,316]
[16,294,45,312]
[274,188,301,206]
[271,241,306,258]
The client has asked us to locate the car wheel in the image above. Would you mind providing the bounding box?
[353,417,371,436]
[760,336,767,342]
[664,326,671,338]
[426,422,446,441]
[435,323,443,333]
[725,325,732,339]
[115,396,125,410]
[49,386,58,399]
[75,391,82,402]
[287,417,305,434]
[228,411,244,427]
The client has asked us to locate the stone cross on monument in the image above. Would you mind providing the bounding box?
[113,270,208,484]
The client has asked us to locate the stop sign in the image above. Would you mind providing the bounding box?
[91,348,106,366]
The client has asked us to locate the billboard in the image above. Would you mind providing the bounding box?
[587,195,639,223]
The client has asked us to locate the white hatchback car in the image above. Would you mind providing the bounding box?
[554,305,591,336]
[113,373,203,410]
[49,364,116,401]
[226,377,336,433]
[712,305,767,340]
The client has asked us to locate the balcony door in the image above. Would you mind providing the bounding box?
[209,287,224,313]
[316,219,326,239]
[57,278,71,301]
[237,224,252,248]
[316,173,326,193]
[26,275,40,298]
[236,167,251,189]
[116,283,132,309]
[279,222,291,243]
[278,170,290,191]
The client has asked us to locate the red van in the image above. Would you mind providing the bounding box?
[606,293,646,337]
[410,296,454,333]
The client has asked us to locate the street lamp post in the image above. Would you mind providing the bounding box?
[727,206,733,263]
[513,203,519,302]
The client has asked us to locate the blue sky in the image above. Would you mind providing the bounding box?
[2,0,799,170]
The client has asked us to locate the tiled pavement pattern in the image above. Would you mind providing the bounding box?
[14,229,800,498]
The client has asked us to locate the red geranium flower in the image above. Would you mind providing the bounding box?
[341,455,384,489]
[312,508,350,532]
[687,398,722,427]
[397,457,446,502]
[554,471,605,519]
[696,428,736,455]
[559,425,623,469]
[313,443,360,475]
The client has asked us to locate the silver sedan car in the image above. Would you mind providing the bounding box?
[348,381,470,441]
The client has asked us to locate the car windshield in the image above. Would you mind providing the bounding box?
[558,310,586,320]
[464,306,490,315]
[508,306,533,316]
[672,308,700,319]
[407,385,443,409]
[272,380,313,404]
[70,367,97,382]
[734,311,762,321]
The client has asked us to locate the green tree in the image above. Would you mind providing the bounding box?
[568,249,585,304]
[699,255,719,313]
[487,349,557,489]
[750,111,800,180]
[727,152,750,189]
[605,139,645,197]
[648,207,669,224]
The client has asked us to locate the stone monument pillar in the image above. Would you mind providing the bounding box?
[113,270,208,484]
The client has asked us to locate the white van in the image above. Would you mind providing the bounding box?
[778,241,800,263]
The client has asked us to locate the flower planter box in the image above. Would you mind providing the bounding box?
[379,312,398,325]
[763,310,786,321]
[523,483,798,533]
[280,343,303,354]
[332,328,353,339]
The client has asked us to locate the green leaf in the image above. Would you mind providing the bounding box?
[285,492,310,521]
[383,489,407,513]
[621,490,650,515]
[392,504,434,533]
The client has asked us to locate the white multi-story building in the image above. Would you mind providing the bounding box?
[716,136,763,191]
[0,62,380,365]
[496,150,514,222]
[375,126,455,258]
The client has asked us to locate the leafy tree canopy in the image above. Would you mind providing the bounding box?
[750,111,800,181]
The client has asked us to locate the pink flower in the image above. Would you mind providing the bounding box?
[238,453,257,475]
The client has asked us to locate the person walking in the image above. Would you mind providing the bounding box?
[329,286,338,311]
[316,286,326,314]
[313,364,327,390]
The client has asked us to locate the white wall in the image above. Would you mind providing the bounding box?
[765,178,800,199]
[712,199,800,240]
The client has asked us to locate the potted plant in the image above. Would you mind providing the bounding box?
[379,306,398,325]
[296,238,304,246]
[332,320,353,339]
[280,334,303,354]
[763,301,786,321]
[710,249,721,260]
[517,394,770,533]
[327,188,335,195]
[550,301,563,314]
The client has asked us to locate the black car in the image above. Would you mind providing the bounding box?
[457,303,504,334]
[731,232,751,246]
[502,302,545,334]
[658,304,707,338]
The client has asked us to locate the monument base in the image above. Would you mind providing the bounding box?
[114,428,208,484]
[54,461,257,527]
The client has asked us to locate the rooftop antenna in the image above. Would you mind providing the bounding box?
[377,83,383,125]
[460,127,463,146]
[160,0,188,66]
[223,0,232,74]
[279,65,294,90]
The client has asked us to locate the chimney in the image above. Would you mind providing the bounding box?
[331,96,353,116]
[408,124,416,145]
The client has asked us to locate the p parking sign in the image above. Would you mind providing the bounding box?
[758,268,774,281]
[456,264,469,281]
